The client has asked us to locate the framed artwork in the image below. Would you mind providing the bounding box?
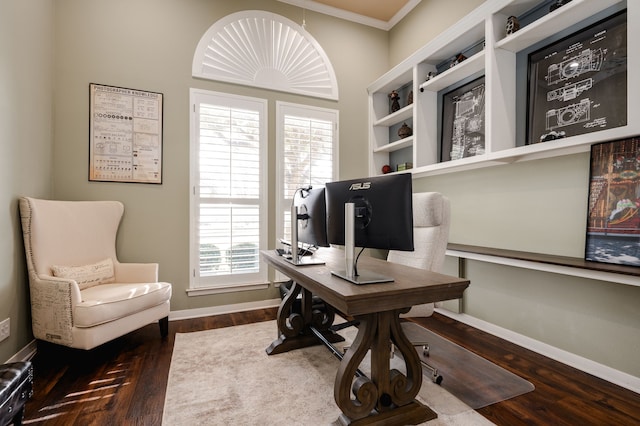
[585,137,640,267]
[441,76,485,162]
[527,10,627,144]
[89,83,163,184]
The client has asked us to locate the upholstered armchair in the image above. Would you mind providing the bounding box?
[19,197,172,350]
[387,192,451,317]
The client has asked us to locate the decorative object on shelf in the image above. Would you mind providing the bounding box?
[381,164,393,174]
[407,90,413,105]
[397,162,413,171]
[441,76,485,162]
[449,53,466,68]
[539,130,566,143]
[527,10,627,145]
[426,71,437,81]
[398,123,413,139]
[505,15,520,36]
[549,0,572,13]
[585,137,639,267]
[389,90,400,113]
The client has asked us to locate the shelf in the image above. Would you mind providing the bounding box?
[373,136,413,153]
[373,104,413,127]
[447,243,640,287]
[495,0,624,52]
[419,51,485,92]
[368,0,636,179]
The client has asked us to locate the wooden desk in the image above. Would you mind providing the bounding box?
[261,248,470,425]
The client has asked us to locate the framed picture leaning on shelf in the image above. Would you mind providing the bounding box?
[440,76,485,162]
[585,137,639,267]
[527,10,627,145]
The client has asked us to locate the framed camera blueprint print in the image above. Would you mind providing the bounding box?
[441,76,485,162]
[527,10,627,145]
[585,137,639,267]
[89,83,163,184]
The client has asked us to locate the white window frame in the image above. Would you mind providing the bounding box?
[189,89,268,294]
[275,102,339,281]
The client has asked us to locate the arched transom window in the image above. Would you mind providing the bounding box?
[192,10,339,100]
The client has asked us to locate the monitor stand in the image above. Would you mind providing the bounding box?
[331,202,393,285]
[286,204,325,267]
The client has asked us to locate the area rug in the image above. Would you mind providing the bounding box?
[162,320,494,425]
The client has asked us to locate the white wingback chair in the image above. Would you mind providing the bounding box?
[387,192,451,317]
[19,197,172,350]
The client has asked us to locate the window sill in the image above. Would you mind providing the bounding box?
[186,281,270,297]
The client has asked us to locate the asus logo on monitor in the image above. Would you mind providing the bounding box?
[349,182,371,191]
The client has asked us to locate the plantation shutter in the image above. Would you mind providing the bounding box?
[191,90,267,289]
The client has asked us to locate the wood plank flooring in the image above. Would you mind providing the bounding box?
[22,309,640,425]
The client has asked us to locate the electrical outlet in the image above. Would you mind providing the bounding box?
[0,318,9,342]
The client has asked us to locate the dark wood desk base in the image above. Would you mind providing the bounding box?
[266,281,436,425]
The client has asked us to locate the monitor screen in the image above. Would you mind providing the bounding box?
[293,186,329,248]
[326,173,414,252]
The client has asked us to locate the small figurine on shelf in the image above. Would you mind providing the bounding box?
[407,90,413,105]
[426,71,437,81]
[549,0,572,12]
[389,90,401,113]
[505,15,520,36]
[381,164,392,174]
[450,53,466,68]
[398,123,413,139]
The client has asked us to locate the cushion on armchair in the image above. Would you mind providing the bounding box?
[51,258,115,290]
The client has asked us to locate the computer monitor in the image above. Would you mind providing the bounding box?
[325,173,414,284]
[285,186,328,266]
[294,186,329,248]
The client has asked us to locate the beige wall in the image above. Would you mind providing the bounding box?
[394,3,640,378]
[0,0,55,362]
[3,0,638,382]
[389,0,486,67]
[51,0,389,313]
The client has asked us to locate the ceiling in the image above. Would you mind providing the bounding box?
[276,0,422,30]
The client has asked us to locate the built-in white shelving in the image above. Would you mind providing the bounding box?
[368,0,636,178]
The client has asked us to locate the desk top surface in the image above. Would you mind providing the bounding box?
[261,248,469,316]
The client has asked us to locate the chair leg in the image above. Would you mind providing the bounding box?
[158,316,169,337]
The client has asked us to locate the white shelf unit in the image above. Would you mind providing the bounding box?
[368,0,637,178]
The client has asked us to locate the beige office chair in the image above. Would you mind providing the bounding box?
[387,191,450,316]
[387,192,450,383]
[19,197,172,350]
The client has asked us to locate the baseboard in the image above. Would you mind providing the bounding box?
[6,339,37,363]
[169,298,281,321]
[435,308,640,395]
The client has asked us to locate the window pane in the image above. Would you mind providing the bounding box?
[191,90,266,288]
[281,109,336,244]
[199,104,261,199]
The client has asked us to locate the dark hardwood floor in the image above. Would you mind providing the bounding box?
[22,309,640,425]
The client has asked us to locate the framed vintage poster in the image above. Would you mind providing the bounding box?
[440,76,485,162]
[527,10,627,144]
[585,137,639,267]
[89,83,163,183]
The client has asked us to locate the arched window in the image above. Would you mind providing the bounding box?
[192,10,339,100]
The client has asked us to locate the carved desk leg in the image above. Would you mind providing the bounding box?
[335,311,436,425]
[266,281,342,355]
